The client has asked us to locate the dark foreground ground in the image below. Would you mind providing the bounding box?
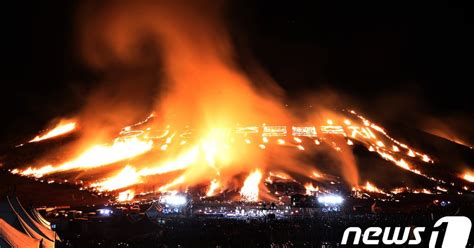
[0,170,108,207]
[55,209,474,248]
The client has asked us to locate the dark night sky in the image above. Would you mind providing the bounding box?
[0,1,473,144]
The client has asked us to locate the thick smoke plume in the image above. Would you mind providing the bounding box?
[76,0,360,188]
[19,0,362,194]
[77,1,294,137]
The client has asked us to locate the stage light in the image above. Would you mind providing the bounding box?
[161,194,187,206]
[98,209,113,216]
[317,195,344,205]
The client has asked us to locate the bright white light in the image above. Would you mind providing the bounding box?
[161,194,187,206]
[318,195,344,205]
[98,209,113,216]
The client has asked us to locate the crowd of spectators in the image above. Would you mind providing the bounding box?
[56,209,473,248]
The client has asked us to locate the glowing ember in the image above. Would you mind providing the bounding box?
[240,169,262,202]
[422,155,431,163]
[29,120,76,143]
[415,189,433,194]
[390,187,407,194]
[392,145,399,152]
[436,186,448,192]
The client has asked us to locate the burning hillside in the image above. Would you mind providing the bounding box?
[9,108,471,203]
[2,1,473,205]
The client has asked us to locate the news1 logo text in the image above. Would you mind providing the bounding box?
[341,216,472,247]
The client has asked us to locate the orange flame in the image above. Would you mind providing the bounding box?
[117,189,135,202]
[240,169,262,202]
[91,165,141,191]
[305,183,319,195]
[17,111,439,200]
[463,173,474,183]
[206,179,220,197]
[29,120,76,143]
[363,181,384,194]
[22,138,153,177]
